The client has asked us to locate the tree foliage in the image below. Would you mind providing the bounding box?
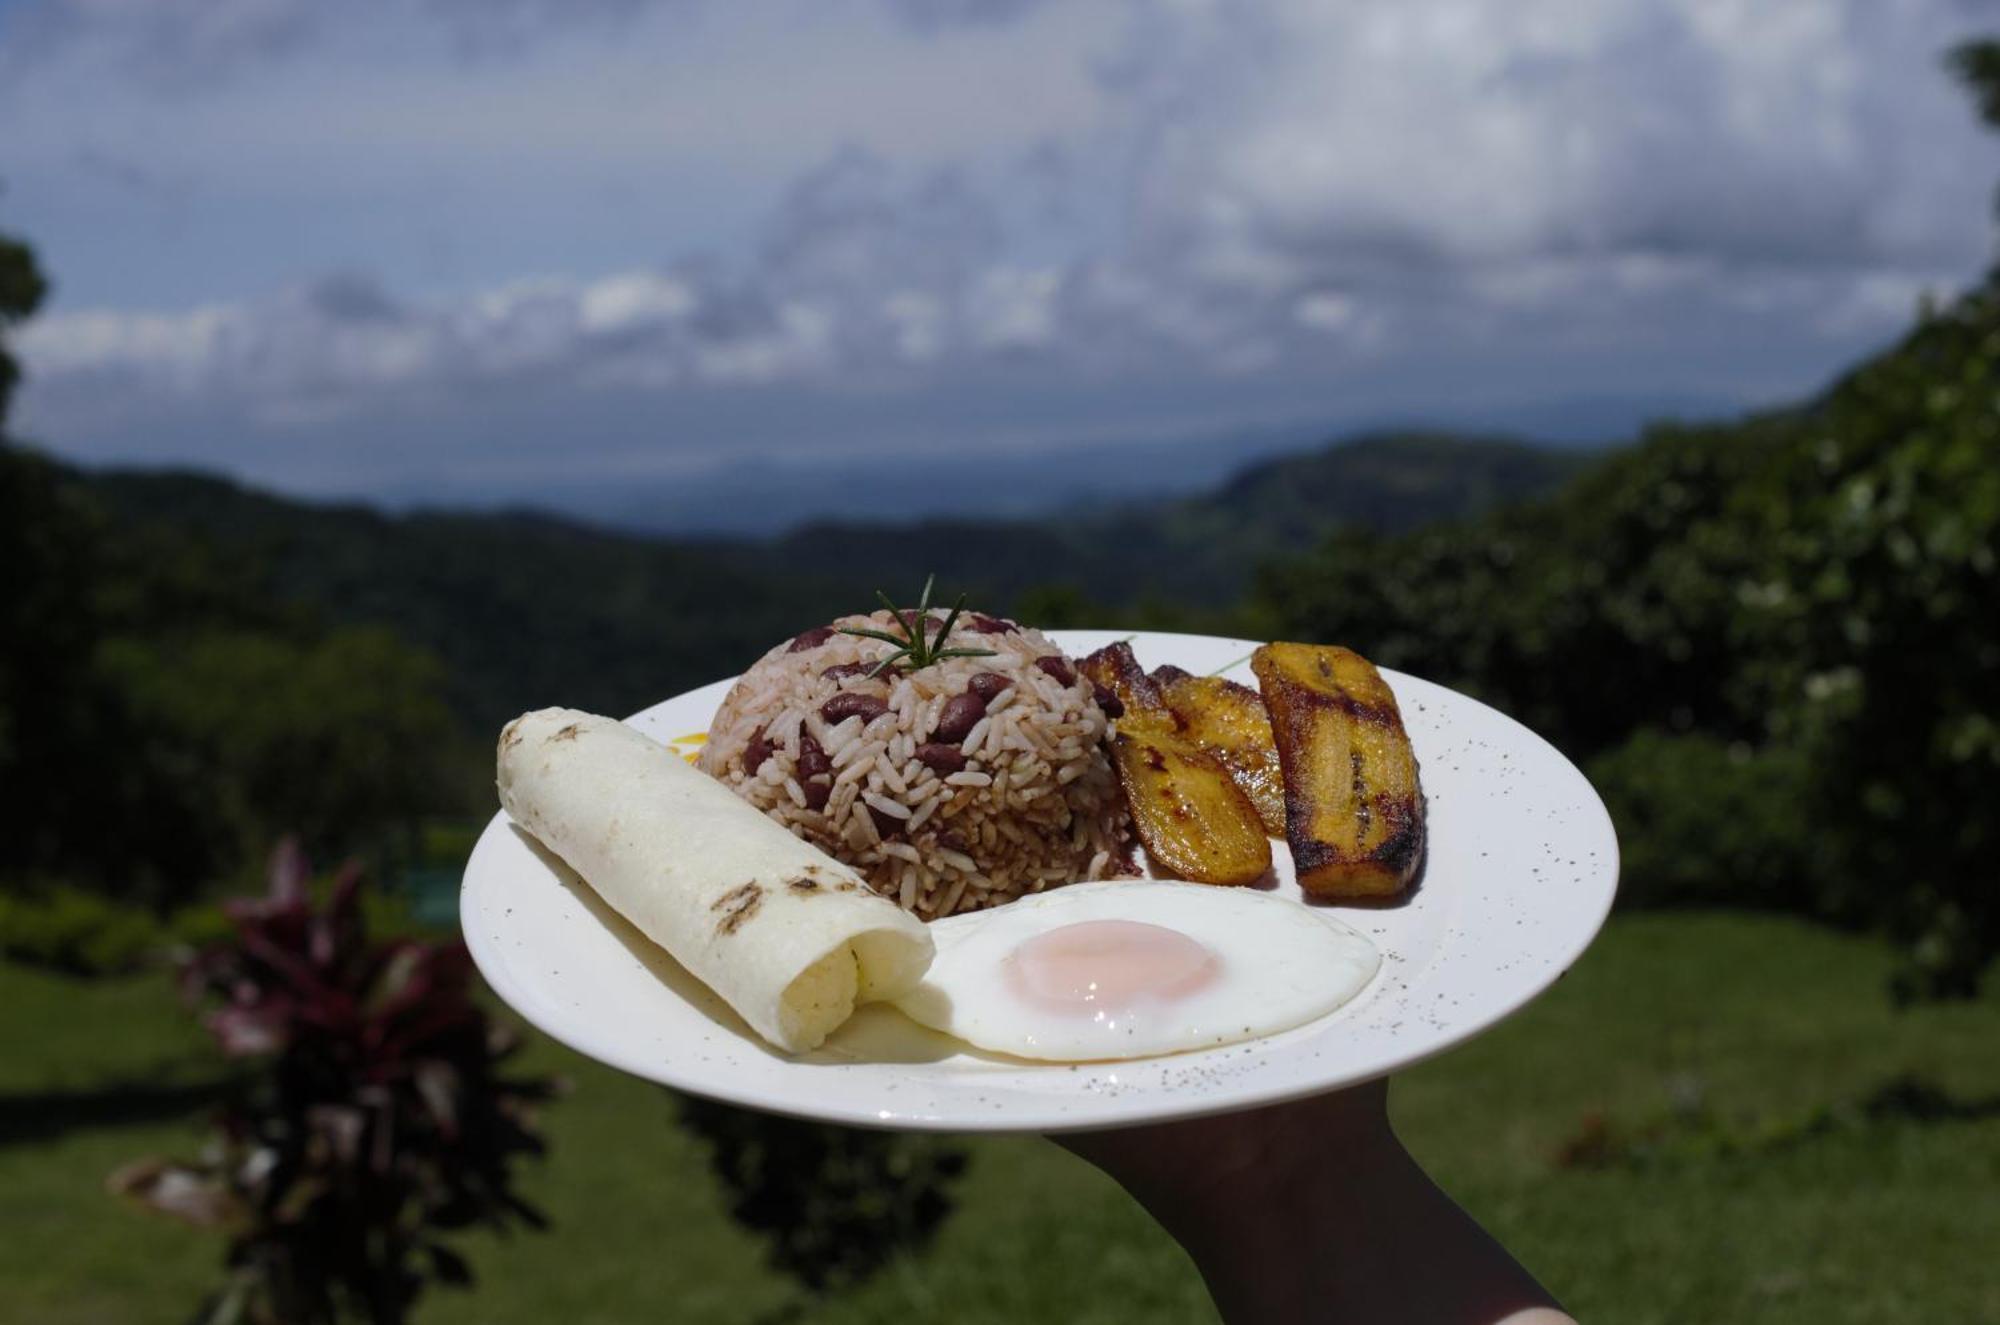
[674,1097,966,1293]
[1256,287,2000,996]
[0,228,48,426]
[0,443,468,908]
[98,626,465,877]
[1949,38,2000,132]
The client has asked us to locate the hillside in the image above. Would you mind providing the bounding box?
[80,431,1588,732]
[747,433,1589,609]
[1255,282,2000,996]
[72,472,850,733]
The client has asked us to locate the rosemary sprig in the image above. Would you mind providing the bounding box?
[836,573,998,678]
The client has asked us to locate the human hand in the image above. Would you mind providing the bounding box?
[1054,1079,1574,1325]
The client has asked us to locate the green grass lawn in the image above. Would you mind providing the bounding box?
[3,912,1997,1324]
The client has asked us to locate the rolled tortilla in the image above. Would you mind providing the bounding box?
[497,707,934,1052]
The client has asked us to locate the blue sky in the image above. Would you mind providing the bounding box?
[3,0,1996,529]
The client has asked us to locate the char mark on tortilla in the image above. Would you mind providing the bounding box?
[711,881,764,935]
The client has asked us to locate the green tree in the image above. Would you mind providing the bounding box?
[0,228,48,428]
[1744,286,2000,997]
[1948,39,2000,133]
[97,625,467,876]
[0,234,131,898]
[0,448,123,886]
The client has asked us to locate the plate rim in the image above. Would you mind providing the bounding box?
[462,628,1620,1133]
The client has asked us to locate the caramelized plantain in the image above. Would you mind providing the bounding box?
[1110,728,1272,886]
[1082,642,1269,883]
[1252,642,1425,899]
[1079,642,1176,734]
[1153,671,1286,836]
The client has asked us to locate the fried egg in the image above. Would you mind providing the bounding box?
[891,881,1380,1061]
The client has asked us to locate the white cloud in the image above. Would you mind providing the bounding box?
[9,0,1996,459]
[577,272,697,336]
[1292,292,1357,333]
[1116,1,1987,287]
[19,306,235,383]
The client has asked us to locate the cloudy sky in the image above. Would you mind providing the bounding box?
[2,0,1996,529]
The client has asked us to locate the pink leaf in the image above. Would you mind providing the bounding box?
[206,1004,285,1056]
[107,1159,242,1228]
[266,836,312,905]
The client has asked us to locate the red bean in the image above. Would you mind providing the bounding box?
[867,805,903,840]
[743,726,776,774]
[915,743,968,775]
[967,672,1012,702]
[821,692,890,725]
[797,733,831,779]
[968,613,1018,634]
[1034,655,1077,686]
[932,692,987,744]
[788,626,836,653]
[797,734,832,810]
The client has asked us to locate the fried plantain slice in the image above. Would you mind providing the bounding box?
[1252,642,1425,899]
[1079,641,1176,734]
[1083,642,1270,882]
[1110,727,1272,886]
[1153,670,1286,837]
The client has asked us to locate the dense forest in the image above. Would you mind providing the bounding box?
[3,52,1997,997]
[79,432,1583,732]
[0,380,1584,886]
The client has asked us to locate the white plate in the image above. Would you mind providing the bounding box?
[462,630,1618,1133]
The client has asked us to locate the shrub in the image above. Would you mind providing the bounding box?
[0,884,162,974]
[111,841,558,1325]
[676,1096,967,1293]
[1586,731,1825,914]
[415,821,482,870]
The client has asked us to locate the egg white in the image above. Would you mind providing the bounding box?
[891,880,1380,1061]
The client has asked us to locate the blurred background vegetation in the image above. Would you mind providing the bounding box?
[3,38,1998,1325]
[5,243,1993,998]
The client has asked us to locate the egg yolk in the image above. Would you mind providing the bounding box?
[1002,919,1221,1017]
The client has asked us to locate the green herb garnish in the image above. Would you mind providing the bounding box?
[837,574,998,678]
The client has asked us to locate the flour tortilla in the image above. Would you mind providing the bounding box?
[496,708,934,1052]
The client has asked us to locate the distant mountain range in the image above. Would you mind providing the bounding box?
[353,389,1719,537]
[77,431,1593,732]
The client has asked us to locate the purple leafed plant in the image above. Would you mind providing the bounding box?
[112,839,558,1325]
